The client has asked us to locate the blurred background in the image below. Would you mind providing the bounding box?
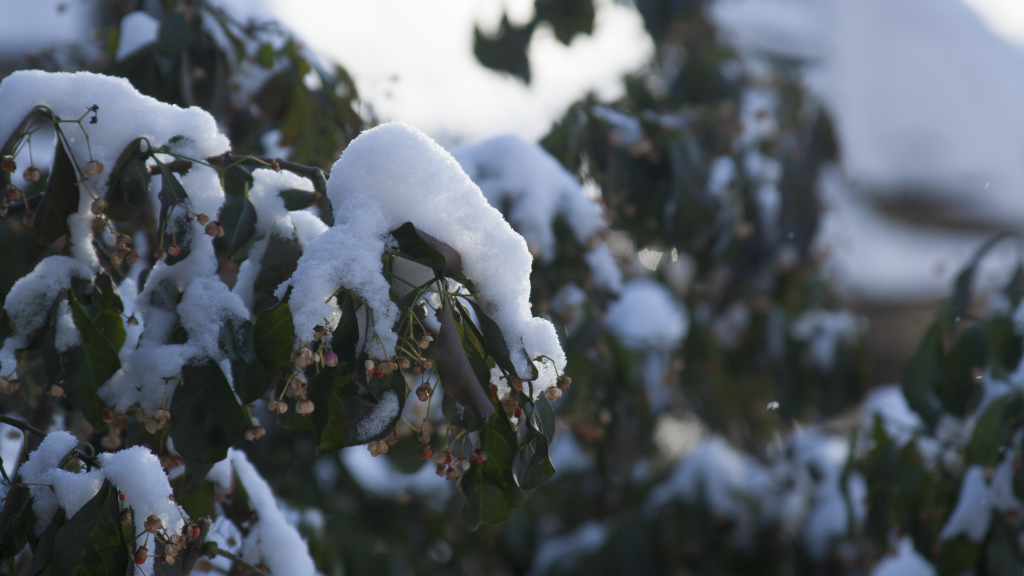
[4,0,1024,574]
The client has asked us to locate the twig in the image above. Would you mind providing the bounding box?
[0,415,46,439]
[214,546,268,576]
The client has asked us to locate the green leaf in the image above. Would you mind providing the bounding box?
[468,299,524,379]
[947,233,1015,321]
[154,158,189,205]
[278,188,319,211]
[308,363,359,453]
[228,198,257,260]
[331,293,361,366]
[33,134,79,244]
[65,296,120,428]
[936,324,986,417]
[436,302,494,420]
[50,481,129,576]
[519,397,556,490]
[340,370,406,446]
[222,320,273,404]
[256,43,275,68]
[901,319,945,428]
[26,509,65,575]
[103,138,151,221]
[389,222,463,277]
[170,359,246,464]
[460,399,526,530]
[252,233,301,310]
[280,83,309,146]
[253,299,295,379]
[157,12,190,55]
[966,395,1024,466]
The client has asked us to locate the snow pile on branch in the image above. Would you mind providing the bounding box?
[0,71,231,383]
[233,169,328,308]
[870,537,936,576]
[115,11,160,61]
[281,122,565,382]
[19,432,95,534]
[790,309,864,372]
[229,449,316,576]
[604,280,688,349]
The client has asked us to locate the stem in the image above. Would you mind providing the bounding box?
[206,153,329,199]
[214,546,269,576]
[0,415,46,438]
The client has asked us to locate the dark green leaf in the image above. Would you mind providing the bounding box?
[65,296,120,429]
[437,302,494,420]
[468,299,524,379]
[948,233,1014,321]
[256,43,275,68]
[461,399,525,530]
[519,429,555,490]
[51,481,129,576]
[340,370,406,446]
[33,134,79,244]
[177,459,214,498]
[0,106,53,191]
[27,509,64,575]
[170,359,246,464]
[223,320,273,404]
[331,293,361,365]
[936,324,986,417]
[308,363,359,453]
[228,198,257,259]
[155,158,189,205]
[390,222,463,277]
[253,299,295,379]
[157,12,190,55]
[901,319,944,428]
[103,138,151,221]
[252,233,301,310]
[278,188,319,211]
[966,395,1024,466]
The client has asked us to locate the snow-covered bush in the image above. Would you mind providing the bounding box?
[0,69,567,574]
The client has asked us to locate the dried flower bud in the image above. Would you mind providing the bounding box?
[435,464,447,477]
[102,408,115,422]
[187,523,201,539]
[116,234,132,249]
[364,359,376,372]
[0,205,8,218]
[144,514,164,534]
[90,198,108,215]
[82,160,104,176]
[323,350,338,367]
[145,418,160,434]
[444,467,461,481]
[386,428,399,446]
[196,213,210,225]
[161,552,176,565]
[244,426,266,442]
[433,450,452,466]
[152,409,171,424]
[134,546,149,565]
[416,384,431,402]
[135,408,148,422]
[110,249,127,266]
[101,434,123,451]
[509,378,524,392]
[544,387,562,402]
[501,396,519,417]
[312,325,328,340]
[120,508,132,524]
[423,360,433,370]
[22,166,40,181]
[204,221,224,237]
[296,399,314,415]
[268,399,288,414]
[557,375,572,390]
[0,377,16,394]
[49,384,65,397]
[194,560,214,572]
[127,315,139,326]
[294,347,314,368]
[22,213,33,227]
[153,248,167,261]
[417,444,434,460]
[471,448,488,464]
[418,333,434,349]
[125,250,140,265]
[167,244,181,257]
[4,188,20,202]
[454,457,471,473]
[398,357,410,369]
[0,156,15,172]
[290,373,307,391]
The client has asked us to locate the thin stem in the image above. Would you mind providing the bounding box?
[214,546,270,576]
[0,415,46,438]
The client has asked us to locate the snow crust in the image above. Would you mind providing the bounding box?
[19,431,82,533]
[870,537,936,576]
[229,449,317,576]
[355,390,400,442]
[99,446,185,540]
[281,122,565,383]
[115,11,160,61]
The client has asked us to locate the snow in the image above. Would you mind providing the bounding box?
[115,11,160,61]
[790,309,864,372]
[339,448,449,501]
[99,445,185,553]
[229,449,317,576]
[355,390,400,442]
[583,244,623,293]
[17,431,81,533]
[528,521,609,576]
[281,122,565,386]
[859,385,923,447]
[939,465,991,542]
[451,134,603,263]
[870,537,936,576]
[604,280,688,350]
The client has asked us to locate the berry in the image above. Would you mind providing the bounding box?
[490,384,497,400]
[119,492,126,501]
[22,167,40,182]
[167,244,181,257]
[90,198,108,215]
[153,248,167,261]
[514,407,523,419]
[417,444,434,460]
[244,426,266,442]
[544,387,562,402]
[323,351,339,367]
[471,449,488,464]
[296,399,314,416]
[134,546,149,565]
[0,156,15,172]
[196,213,209,225]
[556,375,572,390]
[268,399,288,414]
[204,221,225,237]
[82,160,104,176]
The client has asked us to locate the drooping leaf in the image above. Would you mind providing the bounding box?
[228,198,257,260]
[278,188,319,211]
[936,323,986,417]
[390,222,463,277]
[50,481,129,576]
[256,43,275,68]
[308,363,359,453]
[331,293,361,366]
[467,299,525,379]
[223,320,273,404]
[155,158,189,205]
[177,459,215,498]
[253,298,295,379]
[252,233,301,310]
[170,359,246,465]
[519,398,556,490]
[33,133,80,244]
[65,296,120,428]
[966,394,1024,466]
[103,138,151,221]
[901,319,944,428]
[461,399,526,530]
[27,509,65,575]
[0,106,53,191]
[436,302,494,420]
[947,233,1014,321]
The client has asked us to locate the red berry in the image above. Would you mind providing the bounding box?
[490,384,497,400]
[119,492,126,501]
[513,407,523,419]
[418,445,434,460]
